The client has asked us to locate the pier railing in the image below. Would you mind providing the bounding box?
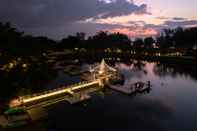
[20,80,97,100]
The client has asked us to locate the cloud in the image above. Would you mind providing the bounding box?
[156,16,171,20]
[2,0,196,39]
[156,16,187,21]
[0,0,148,32]
[0,0,150,39]
[109,27,158,38]
[164,20,197,27]
[63,18,197,39]
[172,17,187,21]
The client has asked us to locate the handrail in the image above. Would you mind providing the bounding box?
[21,80,99,99]
[20,72,115,102]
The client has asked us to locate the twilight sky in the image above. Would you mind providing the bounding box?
[1,0,197,39]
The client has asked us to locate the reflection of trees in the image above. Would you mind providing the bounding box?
[153,64,176,77]
[132,60,147,74]
[153,63,197,80]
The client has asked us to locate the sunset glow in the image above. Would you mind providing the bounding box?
[110,27,158,38]
[1,0,197,38]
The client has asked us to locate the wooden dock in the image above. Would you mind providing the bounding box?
[108,81,151,95]
[108,85,134,94]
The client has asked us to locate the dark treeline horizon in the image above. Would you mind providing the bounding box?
[1,22,197,57]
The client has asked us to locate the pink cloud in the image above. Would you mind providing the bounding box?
[109,27,158,38]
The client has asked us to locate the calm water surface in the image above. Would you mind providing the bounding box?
[32,61,197,131]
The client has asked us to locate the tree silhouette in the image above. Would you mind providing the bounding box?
[133,38,144,48]
[156,27,197,49]
[144,37,155,49]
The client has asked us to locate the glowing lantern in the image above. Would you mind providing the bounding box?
[22,64,27,68]
[99,71,103,74]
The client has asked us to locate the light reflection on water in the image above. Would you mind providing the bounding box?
[43,61,197,131]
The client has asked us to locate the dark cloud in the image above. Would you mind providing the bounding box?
[172,17,187,21]
[0,0,148,39]
[128,20,146,26]
[144,24,166,30]
[77,18,197,38]
[164,20,197,27]
[156,16,186,21]
[156,16,170,20]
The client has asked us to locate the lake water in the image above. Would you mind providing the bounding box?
[17,60,197,131]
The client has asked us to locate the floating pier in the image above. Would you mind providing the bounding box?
[108,85,134,94]
[108,81,151,95]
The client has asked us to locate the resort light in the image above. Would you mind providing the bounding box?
[22,64,27,68]
[99,71,103,74]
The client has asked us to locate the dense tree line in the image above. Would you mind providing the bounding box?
[1,22,197,55]
[58,31,131,50]
[0,22,132,56]
[133,27,197,49]
[0,22,56,57]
